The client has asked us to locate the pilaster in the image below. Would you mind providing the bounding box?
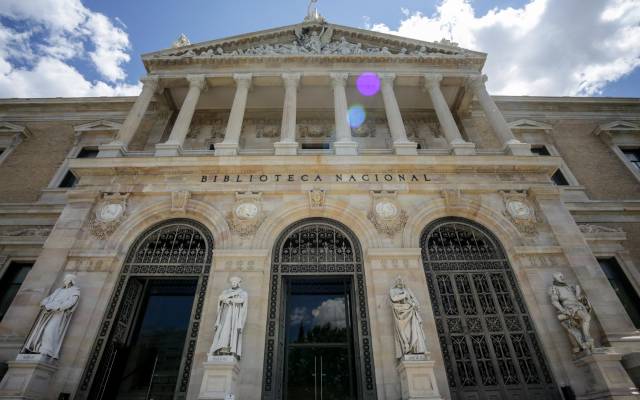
[379,73,417,155]
[215,74,252,156]
[330,72,358,155]
[274,73,300,156]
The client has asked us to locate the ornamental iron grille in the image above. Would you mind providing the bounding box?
[420,218,560,400]
[261,218,378,400]
[78,219,213,400]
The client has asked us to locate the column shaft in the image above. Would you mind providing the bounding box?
[98,76,159,157]
[330,73,358,155]
[379,73,417,155]
[215,74,252,156]
[155,75,206,156]
[274,73,300,155]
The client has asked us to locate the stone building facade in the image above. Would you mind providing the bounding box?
[0,19,639,400]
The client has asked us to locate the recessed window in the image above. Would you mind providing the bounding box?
[416,143,422,150]
[531,145,551,156]
[208,143,215,151]
[598,258,640,328]
[0,262,33,321]
[77,147,99,158]
[59,170,78,188]
[301,143,330,150]
[621,148,640,171]
[551,169,569,186]
[0,148,5,156]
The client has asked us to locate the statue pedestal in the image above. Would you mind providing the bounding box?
[396,355,442,400]
[573,348,639,399]
[0,354,58,400]
[198,355,240,400]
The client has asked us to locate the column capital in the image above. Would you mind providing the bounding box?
[281,73,301,88]
[423,73,443,89]
[379,73,396,85]
[140,75,162,93]
[233,73,253,89]
[466,74,488,91]
[186,75,207,91]
[329,72,349,88]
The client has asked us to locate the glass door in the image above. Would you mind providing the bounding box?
[283,278,357,400]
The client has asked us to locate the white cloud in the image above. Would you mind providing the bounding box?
[312,298,346,328]
[0,0,140,97]
[370,0,640,96]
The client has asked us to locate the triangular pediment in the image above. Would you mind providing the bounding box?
[593,120,640,136]
[142,21,485,71]
[74,120,122,132]
[508,119,552,131]
[0,121,31,138]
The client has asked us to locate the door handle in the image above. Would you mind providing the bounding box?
[312,356,318,400]
[320,356,325,400]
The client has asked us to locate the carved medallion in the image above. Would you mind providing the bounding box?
[89,193,129,239]
[368,191,407,236]
[227,192,263,236]
[500,190,537,234]
[308,189,326,208]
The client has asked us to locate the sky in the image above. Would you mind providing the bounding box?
[0,0,638,98]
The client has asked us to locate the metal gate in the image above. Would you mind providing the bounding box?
[420,218,560,400]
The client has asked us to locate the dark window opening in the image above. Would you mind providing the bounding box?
[621,148,640,171]
[59,170,78,188]
[77,147,99,158]
[0,148,5,156]
[416,143,422,150]
[0,261,33,321]
[208,143,215,151]
[598,258,640,328]
[301,142,330,150]
[531,145,551,156]
[551,169,570,186]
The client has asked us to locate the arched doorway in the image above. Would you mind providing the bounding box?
[420,218,560,399]
[261,218,377,400]
[78,219,213,400]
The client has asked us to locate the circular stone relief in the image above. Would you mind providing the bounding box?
[98,203,124,221]
[375,201,398,219]
[235,202,259,220]
[507,200,532,219]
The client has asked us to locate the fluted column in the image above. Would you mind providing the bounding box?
[215,73,252,156]
[330,72,358,155]
[98,76,160,157]
[274,73,300,155]
[379,73,417,155]
[155,75,206,156]
[423,74,476,155]
[467,75,531,155]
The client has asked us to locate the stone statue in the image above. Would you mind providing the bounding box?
[305,0,323,22]
[549,272,594,353]
[209,276,248,358]
[23,274,80,359]
[390,276,428,358]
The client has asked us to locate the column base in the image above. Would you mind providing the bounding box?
[154,141,183,157]
[97,141,126,157]
[573,348,638,399]
[504,139,532,156]
[334,141,358,156]
[214,143,239,156]
[393,141,418,155]
[274,141,298,155]
[0,354,58,400]
[450,140,476,155]
[198,355,240,400]
[396,355,442,400]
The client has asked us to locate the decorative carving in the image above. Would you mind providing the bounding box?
[23,274,80,359]
[0,226,51,237]
[390,276,427,358]
[500,190,537,234]
[441,189,463,207]
[549,272,594,354]
[172,33,191,48]
[307,188,326,208]
[578,224,623,234]
[368,191,407,236]
[171,190,191,212]
[297,118,333,138]
[209,276,248,358]
[227,192,264,236]
[255,119,281,138]
[89,193,129,240]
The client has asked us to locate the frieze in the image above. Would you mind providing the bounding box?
[0,226,52,237]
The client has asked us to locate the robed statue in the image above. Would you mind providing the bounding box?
[548,272,594,353]
[209,276,248,358]
[390,276,428,358]
[23,274,80,359]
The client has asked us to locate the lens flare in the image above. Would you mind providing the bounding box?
[348,105,366,128]
[356,72,380,96]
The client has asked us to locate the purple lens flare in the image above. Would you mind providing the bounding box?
[356,72,380,96]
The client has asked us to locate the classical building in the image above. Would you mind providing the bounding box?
[0,14,639,400]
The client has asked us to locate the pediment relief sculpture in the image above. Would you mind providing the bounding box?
[89,193,129,240]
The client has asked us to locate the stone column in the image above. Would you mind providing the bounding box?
[423,74,476,155]
[379,73,417,155]
[215,74,252,156]
[98,76,160,157]
[466,75,531,155]
[330,72,358,155]
[155,75,207,156]
[274,73,300,156]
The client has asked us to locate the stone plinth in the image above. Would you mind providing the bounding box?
[0,354,58,400]
[273,141,298,155]
[574,349,639,399]
[199,355,240,400]
[504,140,532,156]
[333,141,358,155]
[154,141,183,156]
[214,143,239,156]
[396,355,442,400]
[393,142,418,155]
[450,140,476,155]
[97,141,126,158]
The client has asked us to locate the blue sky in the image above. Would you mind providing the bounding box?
[0,0,638,98]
